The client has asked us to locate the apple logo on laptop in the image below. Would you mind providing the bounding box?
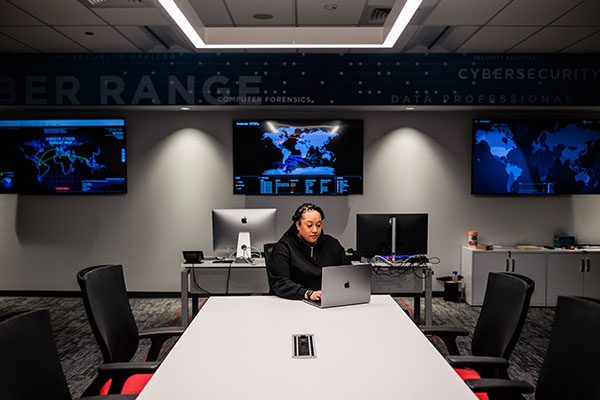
[241,217,247,224]
[344,280,351,289]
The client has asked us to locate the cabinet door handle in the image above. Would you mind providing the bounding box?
[505,258,509,272]
[586,259,591,272]
[511,258,515,272]
[581,258,585,272]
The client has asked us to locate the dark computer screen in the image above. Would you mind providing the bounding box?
[472,119,600,195]
[0,119,127,194]
[233,119,363,195]
[356,214,428,258]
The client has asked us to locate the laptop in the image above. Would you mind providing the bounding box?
[304,264,372,308]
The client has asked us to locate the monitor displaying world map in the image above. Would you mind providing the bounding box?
[472,119,600,195]
[233,120,363,195]
[0,119,127,194]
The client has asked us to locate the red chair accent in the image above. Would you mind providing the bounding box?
[454,368,489,400]
[99,374,153,395]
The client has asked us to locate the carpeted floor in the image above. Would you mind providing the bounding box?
[0,296,554,399]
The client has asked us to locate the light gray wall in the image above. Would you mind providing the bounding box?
[1,110,598,291]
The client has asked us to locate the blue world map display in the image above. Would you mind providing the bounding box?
[0,119,127,194]
[233,120,363,195]
[261,126,338,175]
[472,119,600,195]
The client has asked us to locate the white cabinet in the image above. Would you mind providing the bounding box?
[462,247,546,306]
[510,252,547,306]
[547,252,600,306]
[463,249,508,306]
[585,254,600,299]
[546,253,584,306]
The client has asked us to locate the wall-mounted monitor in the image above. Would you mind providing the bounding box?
[0,119,127,194]
[472,119,600,195]
[233,120,363,195]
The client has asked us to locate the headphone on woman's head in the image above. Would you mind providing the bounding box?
[292,203,325,222]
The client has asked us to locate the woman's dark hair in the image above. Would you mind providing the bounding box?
[291,203,325,222]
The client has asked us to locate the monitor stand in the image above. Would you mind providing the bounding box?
[235,231,252,262]
[390,217,397,264]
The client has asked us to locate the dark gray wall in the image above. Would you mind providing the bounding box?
[0,109,598,291]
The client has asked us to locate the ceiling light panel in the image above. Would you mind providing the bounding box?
[424,0,511,26]
[511,26,599,53]
[488,0,582,26]
[297,0,366,26]
[9,0,106,25]
[225,0,294,26]
[159,0,421,48]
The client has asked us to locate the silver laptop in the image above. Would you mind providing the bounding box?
[304,264,372,308]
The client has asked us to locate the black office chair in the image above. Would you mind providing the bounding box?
[263,242,277,267]
[422,272,535,379]
[77,264,184,396]
[465,296,600,400]
[0,309,137,400]
[263,243,278,294]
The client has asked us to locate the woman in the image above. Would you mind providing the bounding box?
[267,203,349,301]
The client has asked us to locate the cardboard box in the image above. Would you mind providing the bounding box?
[476,243,493,250]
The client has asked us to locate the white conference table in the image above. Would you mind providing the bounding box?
[138,295,477,400]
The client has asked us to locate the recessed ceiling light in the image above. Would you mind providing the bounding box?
[253,13,273,20]
[157,0,422,49]
[406,107,415,110]
[324,4,338,11]
[180,107,190,111]
[84,31,94,36]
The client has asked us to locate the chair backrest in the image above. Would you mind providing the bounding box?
[471,272,535,359]
[77,264,139,363]
[263,243,278,295]
[535,296,600,400]
[0,310,72,400]
[263,242,277,267]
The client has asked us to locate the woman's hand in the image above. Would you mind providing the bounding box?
[310,290,322,301]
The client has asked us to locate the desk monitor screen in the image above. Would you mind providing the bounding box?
[233,120,363,195]
[356,213,428,258]
[212,208,277,259]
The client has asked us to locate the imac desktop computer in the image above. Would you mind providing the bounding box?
[212,208,278,262]
[356,213,428,261]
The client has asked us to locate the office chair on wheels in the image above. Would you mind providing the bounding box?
[0,309,137,400]
[77,264,184,396]
[465,296,600,400]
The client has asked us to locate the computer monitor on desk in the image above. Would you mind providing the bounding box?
[212,208,277,262]
[356,213,428,259]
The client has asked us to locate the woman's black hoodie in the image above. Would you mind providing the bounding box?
[267,225,349,300]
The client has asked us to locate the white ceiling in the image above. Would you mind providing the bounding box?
[0,0,598,53]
